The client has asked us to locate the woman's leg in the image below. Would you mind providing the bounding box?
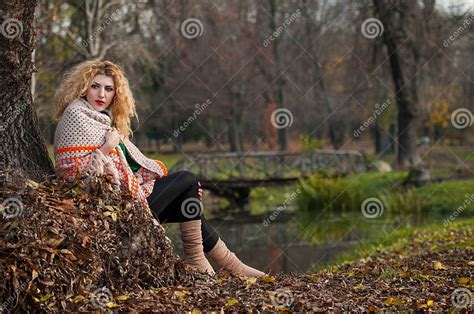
[147,171,264,277]
[147,171,215,274]
[160,179,265,277]
[147,170,201,221]
[165,196,220,252]
[148,171,220,251]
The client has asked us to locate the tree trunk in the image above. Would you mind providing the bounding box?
[231,112,242,152]
[373,121,385,154]
[374,0,421,168]
[300,2,338,149]
[230,103,243,152]
[269,0,287,152]
[318,78,339,148]
[0,0,54,180]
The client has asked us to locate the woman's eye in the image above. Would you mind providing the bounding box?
[91,84,99,89]
[106,88,114,92]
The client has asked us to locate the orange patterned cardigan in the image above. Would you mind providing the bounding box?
[54,98,168,205]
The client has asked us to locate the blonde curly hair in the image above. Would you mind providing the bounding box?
[54,60,138,139]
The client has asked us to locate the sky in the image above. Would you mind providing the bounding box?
[437,0,474,12]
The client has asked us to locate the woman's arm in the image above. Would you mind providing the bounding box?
[54,106,121,181]
[98,128,120,155]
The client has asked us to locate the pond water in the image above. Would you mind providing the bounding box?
[164,204,457,274]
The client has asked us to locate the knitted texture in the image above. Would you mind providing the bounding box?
[54,98,168,205]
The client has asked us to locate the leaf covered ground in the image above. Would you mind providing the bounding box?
[0,174,472,312]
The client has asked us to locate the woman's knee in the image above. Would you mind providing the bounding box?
[175,170,199,187]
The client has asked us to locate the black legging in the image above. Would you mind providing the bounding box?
[146,171,219,253]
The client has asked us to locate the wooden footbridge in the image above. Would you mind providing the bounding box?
[170,150,367,206]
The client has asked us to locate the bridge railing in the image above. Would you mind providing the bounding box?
[169,150,366,181]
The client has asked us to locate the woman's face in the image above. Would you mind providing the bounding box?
[85,74,115,111]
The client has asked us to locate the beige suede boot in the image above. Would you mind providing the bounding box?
[206,239,265,277]
[179,220,215,275]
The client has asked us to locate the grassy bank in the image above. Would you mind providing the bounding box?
[297,171,474,215]
[309,217,474,272]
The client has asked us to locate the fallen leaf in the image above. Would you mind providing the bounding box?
[245,277,257,286]
[433,261,447,270]
[105,302,120,308]
[73,295,86,302]
[458,277,470,285]
[174,290,191,300]
[261,275,276,283]
[385,297,406,306]
[225,298,239,307]
[39,293,52,303]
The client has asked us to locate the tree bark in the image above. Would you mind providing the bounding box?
[300,1,338,149]
[0,0,54,180]
[374,0,421,168]
[227,105,243,152]
[269,0,287,152]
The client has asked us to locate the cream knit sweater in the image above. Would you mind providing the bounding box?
[54,98,168,205]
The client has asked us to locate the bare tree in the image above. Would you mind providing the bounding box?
[0,0,53,179]
[374,0,422,167]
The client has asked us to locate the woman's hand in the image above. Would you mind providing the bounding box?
[198,181,203,201]
[106,128,121,146]
[99,128,120,155]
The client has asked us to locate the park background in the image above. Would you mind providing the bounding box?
[27,0,473,272]
[0,0,473,311]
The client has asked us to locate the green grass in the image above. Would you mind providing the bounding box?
[297,171,474,215]
[297,174,363,213]
[417,179,474,213]
[310,217,474,272]
[342,171,408,196]
[248,184,300,216]
[145,153,183,168]
[465,153,474,162]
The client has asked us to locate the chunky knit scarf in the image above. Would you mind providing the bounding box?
[54,98,168,205]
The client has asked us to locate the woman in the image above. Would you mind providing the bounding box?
[53,60,264,278]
